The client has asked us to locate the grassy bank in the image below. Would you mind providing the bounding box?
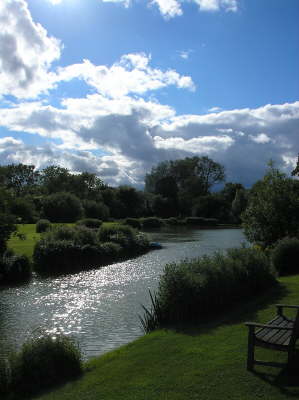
[32,274,299,400]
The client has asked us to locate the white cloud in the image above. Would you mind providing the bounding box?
[56,53,195,97]
[1,99,298,187]
[151,0,183,19]
[0,0,61,99]
[194,0,238,12]
[96,0,238,18]
[249,133,271,144]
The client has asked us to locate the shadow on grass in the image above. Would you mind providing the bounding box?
[251,358,299,397]
[170,282,289,336]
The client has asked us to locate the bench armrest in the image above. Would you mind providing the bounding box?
[245,322,293,331]
[276,304,299,309]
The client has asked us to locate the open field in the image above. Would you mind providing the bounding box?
[34,274,299,400]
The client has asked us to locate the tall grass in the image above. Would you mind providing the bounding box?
[7,333,82,397]
[141,247,277,331]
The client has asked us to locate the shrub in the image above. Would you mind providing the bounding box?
[124,218,141,229]
[33,240,102,274]
[76,218,102,229]
[42,192,83,223]
[0,252,31,284]
[9,197,37,223]
[0,358,10,396]
[82,200,110,220]
[36,219,51,233]
[185,217,207,225]
[97,224,135,243]
[9,334,82,397]
[271,237,299,275]
[142,217,163,228]
[141,247,276,331]
[164,217,181,226]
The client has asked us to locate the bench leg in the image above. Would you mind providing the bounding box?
[247,326,255,370]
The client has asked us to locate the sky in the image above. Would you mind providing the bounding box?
[0,0,298,188]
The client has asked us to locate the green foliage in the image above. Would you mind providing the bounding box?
[0,358,10,396]
[9,334,82,397]
[33,224,149,275]
[164,217,182,225]
[0,213,16,255]
[142,217,163,228]
[0,252,31,284]
[76,218,103,229]
[291,153,299,176]
[9,197,37,223]
[242,165,299,246]
[141,247,276,329]
[271,237,299,276]
[184,217,218,226]
[36,219,51,233]
[124,218,142,229]
[0,163,39,196]
[82,200,109,220]
[42,192,83,222]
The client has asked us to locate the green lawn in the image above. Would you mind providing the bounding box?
[8,224,41,258]
[34,275,299,400]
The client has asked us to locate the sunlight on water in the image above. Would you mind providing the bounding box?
[0,228,246,360]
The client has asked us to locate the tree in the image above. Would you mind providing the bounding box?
[0,187,16,255]
[242,165,299,246]
[292,154,299,177]
[145,156,225,216]
[42,192,83,222]
[0,164,39,196]
[40,166,72,194]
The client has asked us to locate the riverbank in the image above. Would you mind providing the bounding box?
[33,274,299,400]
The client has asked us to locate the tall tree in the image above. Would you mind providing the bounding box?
[242,165,299,246]
[0,164,39,196]
[292,154,299,177]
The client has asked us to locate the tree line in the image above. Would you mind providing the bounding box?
[0,156,247,225]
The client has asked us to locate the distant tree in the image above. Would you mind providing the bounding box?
[145,156,225,216]
[117,186,145,217]
[40,166,72,194]
[292,154,299,177]
[82,200,110,220]
[0,164,39,196]
[42,192,83,222]
[242,165,299,246]
[231,188,247,223]
[0,187,16,255]
[152,195,178,218]
[70,172,106,200]
[9,197,37,223]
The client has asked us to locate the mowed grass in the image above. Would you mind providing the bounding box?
[8,224,41,259]
[34,275,299,400]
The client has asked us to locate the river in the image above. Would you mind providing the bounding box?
[0,228,247,360]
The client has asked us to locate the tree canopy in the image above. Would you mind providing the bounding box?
[242,165,299,246]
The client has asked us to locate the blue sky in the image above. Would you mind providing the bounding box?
[0,0,298,187]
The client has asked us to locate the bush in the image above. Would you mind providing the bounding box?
[124,218,141,229]
[36,219,51,233]
[164,217,182,226]
[82,200,110,220]
[184,217,218,226]
[0,359,10,396]
[9,197,37,223]
[9,334,82,397]
[142,217,163,228]
[140,247,276,331]
[42,192,83,223]
[271,237,299,275]
[76,218,102,229]
[0,252,31,284]
[97,224,135,243]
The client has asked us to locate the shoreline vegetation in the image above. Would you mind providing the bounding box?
[2,274,298,400]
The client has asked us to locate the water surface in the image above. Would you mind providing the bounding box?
[0,228,246,360]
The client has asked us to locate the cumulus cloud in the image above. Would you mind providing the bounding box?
[151,0,183,19]
[1,98,298,187]
[0,0,61,98]
[95,0,238,18]
[56,53,195,97]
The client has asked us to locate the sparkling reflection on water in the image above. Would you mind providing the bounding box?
[0,228,246,360]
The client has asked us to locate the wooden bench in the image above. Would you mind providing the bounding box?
[245,304,299,370]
